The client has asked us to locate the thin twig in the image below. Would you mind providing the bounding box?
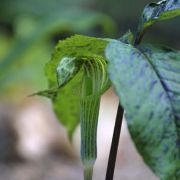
[105,104,124,180]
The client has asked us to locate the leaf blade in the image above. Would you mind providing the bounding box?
[106,40,180,179]
[139,44,180,138]
[135,0,180,44]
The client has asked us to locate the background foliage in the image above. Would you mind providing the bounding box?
[1,0,180,101]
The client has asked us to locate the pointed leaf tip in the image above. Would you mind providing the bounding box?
[135,0,180,44]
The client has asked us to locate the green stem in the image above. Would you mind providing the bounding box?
[105,104,124,180]
[80,58,108,180]
[84,166,93,180]
[134,28,146,46]
[80,96,100,180]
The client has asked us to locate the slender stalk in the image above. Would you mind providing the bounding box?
[84,166,93,180]
[134,29,146,46]
[105,104,124,180]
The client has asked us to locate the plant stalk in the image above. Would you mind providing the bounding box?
[84,166,93,180]
[105,104,124,180]
[134,29,146,46]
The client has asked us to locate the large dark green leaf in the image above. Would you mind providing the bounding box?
[139,44,180,138]
[135,0,180,44]
[106,40,180,179]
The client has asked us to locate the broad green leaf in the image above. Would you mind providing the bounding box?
[139,44,180,139]
[106,40,180,179]
[135,0,180,44]
[35,35,110,136]
[38,35,110,179]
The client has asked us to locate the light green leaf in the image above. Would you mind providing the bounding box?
[41,35,110,136]
[106,40,180,179]
[38,35,110,179]
[135,0,180,44]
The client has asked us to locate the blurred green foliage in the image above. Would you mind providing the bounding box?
[0,0,179,100]
[0,0,91,21]
[0,0,117,100]
[93,0,180,46]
